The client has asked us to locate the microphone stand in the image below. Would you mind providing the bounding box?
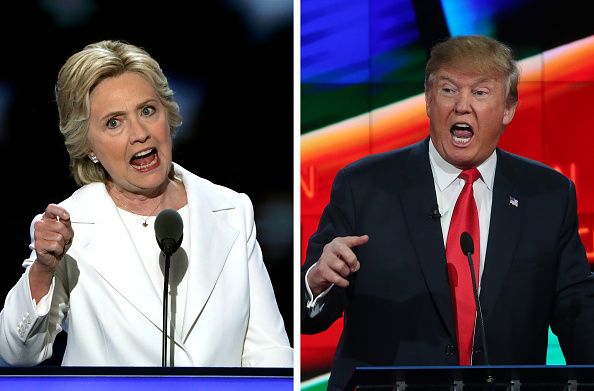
[466,250,490,366]
[162,252,171,367]
[155,208,184,368]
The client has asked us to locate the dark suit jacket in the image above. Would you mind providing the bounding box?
[301,138,594,390]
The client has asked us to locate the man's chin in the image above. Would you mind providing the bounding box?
[444,151,480,169]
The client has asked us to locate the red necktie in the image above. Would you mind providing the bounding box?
[446,168,481,365]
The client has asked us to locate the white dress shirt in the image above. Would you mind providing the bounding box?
[117,204,191,339]
[429,140,496,286]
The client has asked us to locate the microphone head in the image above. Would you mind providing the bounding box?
[430,204,441,220]
[155,208,183,255]
[460,232,474,255]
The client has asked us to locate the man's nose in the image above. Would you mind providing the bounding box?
[454,91,472,114]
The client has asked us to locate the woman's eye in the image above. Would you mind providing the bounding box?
[106,118,119,129]
[141,106,155,116]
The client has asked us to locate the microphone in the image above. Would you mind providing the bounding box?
[155,208,184,367]
[155,208,184,256]
[460,232,490,366]
[430,204,441,221]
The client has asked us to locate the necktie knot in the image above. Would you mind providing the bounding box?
[460,168,480,185]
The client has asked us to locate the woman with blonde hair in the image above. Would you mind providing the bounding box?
[0,40,292,367]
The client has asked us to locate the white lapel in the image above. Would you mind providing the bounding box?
[173,165,239,342]
[65,183,166,334]
[64,166,239,347]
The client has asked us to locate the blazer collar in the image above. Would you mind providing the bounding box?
[399,143,525,336]
[358,140,524,340]
[66,182,165,335]
[172,164,239,342]
[65,163,239,345]
[399,137,456,338]
[478,149,525,321]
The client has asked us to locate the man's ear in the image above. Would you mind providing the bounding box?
[425,91,432,118]
[502,101,518,125]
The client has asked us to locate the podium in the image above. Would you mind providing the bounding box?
[345,365,594,390]
[0,366,293,390]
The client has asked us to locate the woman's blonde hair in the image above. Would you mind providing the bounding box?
[424,35,519,107]
[55,40,182,186]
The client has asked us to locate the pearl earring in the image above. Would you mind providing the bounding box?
[89,153,99,164]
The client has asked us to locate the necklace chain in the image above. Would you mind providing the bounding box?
[141,198,163,227]
[108,180,180,228]
[116,197,164,227]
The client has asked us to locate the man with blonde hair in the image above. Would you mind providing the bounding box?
[302,35,594,390]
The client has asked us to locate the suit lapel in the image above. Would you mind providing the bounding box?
[175,166,239,342]
[70,171,240,346]
[394,144,525,338]
[72,184,165,333]
[399,139,456,338]
[479,149,525,321]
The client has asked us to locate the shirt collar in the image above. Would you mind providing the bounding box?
[428,137,497,191]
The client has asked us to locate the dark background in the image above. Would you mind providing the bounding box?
[0,0,293,365]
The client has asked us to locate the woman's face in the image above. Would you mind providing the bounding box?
[87,72,172,197]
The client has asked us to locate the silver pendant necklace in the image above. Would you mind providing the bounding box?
[141,198,163,227]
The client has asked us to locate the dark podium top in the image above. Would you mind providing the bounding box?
[345,365,594,390]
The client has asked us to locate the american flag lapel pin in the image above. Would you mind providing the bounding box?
[509,196,519,207]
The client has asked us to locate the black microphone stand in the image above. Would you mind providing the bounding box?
[162,251,172,367]
[155,208,184,368]
[466,250,490,366]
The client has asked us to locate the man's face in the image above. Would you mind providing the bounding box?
[426,66,517,169]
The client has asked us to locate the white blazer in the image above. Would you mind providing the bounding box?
[0,163,293,367]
